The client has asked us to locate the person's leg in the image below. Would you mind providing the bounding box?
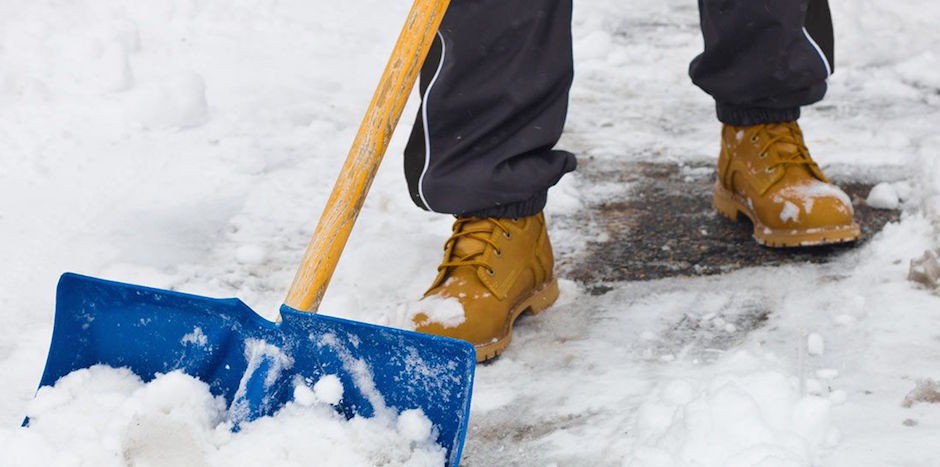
[403,0,576,219]
[691,0,858,247]
[690,0,833,125]
[405,0,574,362]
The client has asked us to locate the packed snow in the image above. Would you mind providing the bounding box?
[2,0,939,466]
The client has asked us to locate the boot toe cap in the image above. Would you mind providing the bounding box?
[766,183,855,231]
[413,300,502,346]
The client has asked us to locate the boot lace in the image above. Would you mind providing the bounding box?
[753,123,822,176]
[439,217,510,276]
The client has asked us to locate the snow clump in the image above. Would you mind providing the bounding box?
[866,182,901,210]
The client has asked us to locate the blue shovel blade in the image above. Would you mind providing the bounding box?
[33,273,475,466]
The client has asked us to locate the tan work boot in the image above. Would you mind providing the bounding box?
[712,122,861,247]
[414,213,559,362]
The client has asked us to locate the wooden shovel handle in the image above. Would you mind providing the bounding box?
[284,0,451,312]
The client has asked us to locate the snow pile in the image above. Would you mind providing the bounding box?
[1,366,445,467]
[625,352,836,467]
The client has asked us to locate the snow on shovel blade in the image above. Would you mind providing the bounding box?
[34,273,475,466]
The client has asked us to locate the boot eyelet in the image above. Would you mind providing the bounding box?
[503,232,512,239]
[486,268,495,276]
[765,167,775,174]
[750,136,759,143]
[494,249,502,257]
[759,152,767,159]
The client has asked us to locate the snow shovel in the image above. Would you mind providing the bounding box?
[31,0,473,464]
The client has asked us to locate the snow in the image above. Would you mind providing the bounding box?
[407,294,466,330]
[234,244,267,266]
[626,352,835,467]
[866,182,901,210]
[397,409,435,443]
[292,382,319,407]
[776,181,855,216]
[806,333,825,356]
[780,201,801,224]
[312,374,344,406]
[2,0,940,466]
[181,327,209,347]
[126,72,209,129]
[3,366,444,466]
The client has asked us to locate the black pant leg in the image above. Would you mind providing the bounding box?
[690,0,835,125]
[403,0,577,218]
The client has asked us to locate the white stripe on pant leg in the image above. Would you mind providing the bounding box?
[802,27,832,77]
[417,31,447,213]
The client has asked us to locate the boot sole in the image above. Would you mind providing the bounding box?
[712,182,861,248]
[475,278,560,363]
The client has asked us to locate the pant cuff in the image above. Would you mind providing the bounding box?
[716,103,801,126]
[461,191,548,219]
